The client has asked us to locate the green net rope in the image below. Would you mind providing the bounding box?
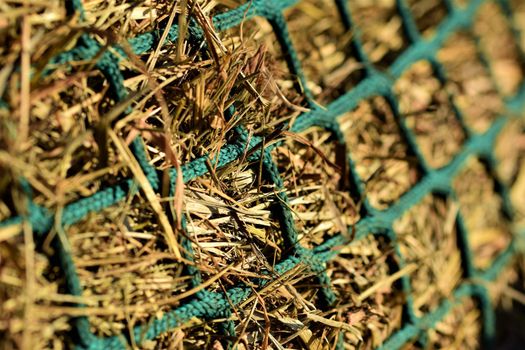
[2,0,525,348]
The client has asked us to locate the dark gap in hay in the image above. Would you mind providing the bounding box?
[143,320,225,350]
[453,157,512,271]
[338,96,421,210]
[393,194,463,317]
[271,126,360,249]
[185,161,283,291]
[394,60,466,168]
[474,2,525,97]
[437,31,504,134]
[347,0,410,70]
[425,297,482,349]
[490,255,525,349]
[406,0,448,38]
[66,195,190,338]
[284,0,365,105]
[494,118,525,227]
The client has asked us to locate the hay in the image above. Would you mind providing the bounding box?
[394,60,466,168]
[453,157,512,270]
[406,0,448,38]
[393,194,463,317]
[494,118,525,229]
[1,0,525,348]
[348,0,409,69]
[437,31,503,133]
[272,126,360,249]
[474,2,525,97]
[284,0,364,104]
[426,297,482,350]
[338,96,420,210]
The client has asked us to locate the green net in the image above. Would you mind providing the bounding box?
[2,0,525,348]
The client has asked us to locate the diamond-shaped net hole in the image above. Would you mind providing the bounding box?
[473,2,525,97]
[494,118,525,227]
[394,60,466,168]
[66,195,190,337]
[338,96,421,210]
[406,0,449,38]
[425,297,482,349]
[437,31,504,134]
[185,162,284,291]
[284,0,365,104]
[327,235,405,348]
[271,126,360,249]
[347,0,410,69]
[453,157,512,271]
[393,194,463,317]
[230,235,405,349]
[510,0,525,53]
[0,62,129,209]
[0,227,72,348]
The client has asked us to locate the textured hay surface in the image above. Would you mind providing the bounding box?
[1,0,525,349]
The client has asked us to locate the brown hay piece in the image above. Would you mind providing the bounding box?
[284,0,364,104]
[394,60,466,168]
[426,297,482,350]
[406,0,448,38]
[474,2,525,97]
[393,194,463,317]
[338,96,420,210]
[437,31,503,133]
[272,126,360,249]
[453,157,512,270]
[348,0,409,69]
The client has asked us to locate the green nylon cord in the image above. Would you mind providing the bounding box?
[1,0,525,349]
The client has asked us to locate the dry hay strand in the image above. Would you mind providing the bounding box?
[284,0,365,104]
[437,31,504,133]
[474,2,525,97]
[0,224,72,349]
[393,194,463,317]
[347,0,409,69]
[272,126,360,249]
[184,162,283,291]
[338,96,420,210]
[425,297,482,350]
[405,0,448,38]
[394,60,466,168]
[453,157,512,270]
[494,117,525,227]
[326,235,406,349]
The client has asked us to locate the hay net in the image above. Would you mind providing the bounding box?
[1,0,525,348]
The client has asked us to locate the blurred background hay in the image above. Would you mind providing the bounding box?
[1,0,525,349]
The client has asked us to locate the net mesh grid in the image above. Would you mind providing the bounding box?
[2,0,525,348]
